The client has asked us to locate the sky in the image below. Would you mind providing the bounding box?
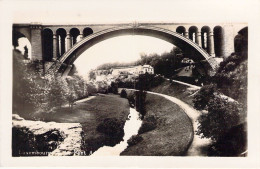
[74,35,174,76]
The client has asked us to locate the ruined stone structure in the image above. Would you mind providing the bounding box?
[13,22,247,76]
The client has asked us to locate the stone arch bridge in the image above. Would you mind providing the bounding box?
[13,22,247,76]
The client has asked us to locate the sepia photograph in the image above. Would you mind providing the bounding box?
[1,0,260,168]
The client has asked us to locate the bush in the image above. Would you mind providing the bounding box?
[134,90,147,119]
[87,83,98,96]
[96,118,125,139]
[138,116,157,134]
[196,96,240,142]
[127,92,135,107]
[193,84,216,110]
[12,127,64,156]
[13,50,89,117]
[207,123,247,156]
[127,135,143,147]
[120,89,127,98]
[108,82,118,94]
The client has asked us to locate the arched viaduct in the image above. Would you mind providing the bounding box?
[13,22,247,76]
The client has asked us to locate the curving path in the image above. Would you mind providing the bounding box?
[127,89,212,156]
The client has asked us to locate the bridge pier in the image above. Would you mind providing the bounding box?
[30,24,43,60]
[66,33,72,51]
[53,34,58,60]
[79,33,83,40]
[13,22,247,77]
[184,31,189,38]
[196,31,202,47]
[208,31,215,56]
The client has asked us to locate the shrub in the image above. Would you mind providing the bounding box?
[87,83,98,96]
[127,135,143,147]
[110,82,118,94]
[196,96,240,142]
[135,90,147,119]
[127,92,135,107]
[138,115,157,134]
[207,123,247,156]
[193,84,216,110]
[12,127,37,156]
[96,118,125,139]
[12,127,63,156]
[120,89,127,98]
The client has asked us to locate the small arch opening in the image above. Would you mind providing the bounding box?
[56,28,67,57]
[201,26,210,52]
[42,28,53,61]
[13,30,31,60]
[70,28,80,45]
[83,28,93,37]
[176,26,186,36]
[189,26,198,43]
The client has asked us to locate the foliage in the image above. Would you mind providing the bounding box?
[86,83,98,96]
[88,70,96,80]
[134,90,147,120]
[96,118,125,138]
[97,47,184,78]
[196,96,240,142]
[127,92,135,107]
[120,89,127,98]
[207,122,247,156]
[127,135,143,147]
[213,56,247,103]
[117,74,165,91]
[138,115,157,134]
[108,82,118,94]
[12,127,63,156]
[96,81,109,94]
[12,127,37,156]
[13,50,89,117]
[193,84,216,110]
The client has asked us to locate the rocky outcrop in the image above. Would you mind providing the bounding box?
[12,114,83,156]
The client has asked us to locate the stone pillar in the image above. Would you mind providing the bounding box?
[79,34,83,40]
[223,25,235,58]
[66,33,72,51]
[62,65,73,77]
[196,31,202,47]
[30,24,43,60]
[208,31,215,56]
[184,31,189,38]
[53,34,58,60]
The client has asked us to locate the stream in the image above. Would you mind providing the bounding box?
[91,107,142,156]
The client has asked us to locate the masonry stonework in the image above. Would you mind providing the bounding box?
[30,24,43,60]
[223,24,236,57]
[13,22,247,76]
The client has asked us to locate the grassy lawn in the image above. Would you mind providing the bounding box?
[37,94,130,154]
[121,92,193,156]
[150,80,199,106]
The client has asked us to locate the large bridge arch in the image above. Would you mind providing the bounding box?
[48,25,217,76]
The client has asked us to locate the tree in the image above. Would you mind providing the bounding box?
[96,118,124,138]
[196,96,240,142]
[120,89,127,98]
[88,70,96,80]
[193,84,216,110]
[135,90,147,120]
[108,82,118,94]
[47,76,68,109]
